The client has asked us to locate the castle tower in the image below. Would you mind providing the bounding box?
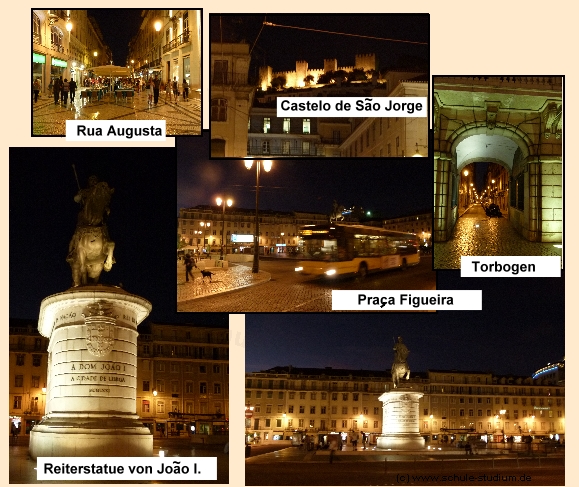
[259,65,273,91]
[355,53,377,72]
[324,58,337,73]
[295,60,308,88]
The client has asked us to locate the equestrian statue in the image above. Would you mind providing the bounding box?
[66,174,115,287]
[391,336,411,388]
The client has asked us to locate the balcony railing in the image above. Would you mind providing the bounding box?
[162,30,190,54]
[247,146,324,157]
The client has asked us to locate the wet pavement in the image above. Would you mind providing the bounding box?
[245,445,565,485]
[32,88,201,136]
[434,205,562,269]
[177,259,271,304]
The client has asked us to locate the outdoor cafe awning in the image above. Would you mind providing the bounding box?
[91,65,132,77]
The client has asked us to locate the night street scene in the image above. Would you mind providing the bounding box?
[244,277,565,485]
[9,148,228,483]
[177,134,435,313]
[433,76,563,268]
[210,14,429,157]
[32,9,201,135]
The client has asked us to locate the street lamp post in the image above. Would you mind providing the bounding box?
[245,160,272,273]
[216,197,233,260]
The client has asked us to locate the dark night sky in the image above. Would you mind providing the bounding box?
[210,14,429,81]
[87,9,144,66]
[177,135,431,218]
[9,147,226,327]
[246,272,565,377]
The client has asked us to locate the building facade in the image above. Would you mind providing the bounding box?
[128,10,201,90]
[9,321,229,439]
[210,42,255,157]
[33,9,111,94]
[136,323,229,437]
[178,206,328,255]
[9,321,49,437]
[245,366,565,446]
[338,77,429,157]
[382,212,432,246]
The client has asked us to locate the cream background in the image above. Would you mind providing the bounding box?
[5,2,571,485]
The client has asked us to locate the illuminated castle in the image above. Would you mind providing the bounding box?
[259,53,377,90]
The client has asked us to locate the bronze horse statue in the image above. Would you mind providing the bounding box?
[391,361,410,388]
[66,176,115,287]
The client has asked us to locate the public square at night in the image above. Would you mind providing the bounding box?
[177,136,435,312]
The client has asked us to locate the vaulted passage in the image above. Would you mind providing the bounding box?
[432,77,562,267]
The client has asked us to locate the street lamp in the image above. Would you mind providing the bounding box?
[244,160,272,273]
[93,51,98,67]
[216,197,233,259]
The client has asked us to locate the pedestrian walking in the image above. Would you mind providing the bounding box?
[172,77,179,103]
[148,79,154,106]
[53,76,62,105]
[33,78,41,103]
[184,254,197,282]
[62,78,70,105]
[164,79,172,103]
[182,79,189,101]
[48,78,53,96]
[153,75,160,105]
[69,78,77,103]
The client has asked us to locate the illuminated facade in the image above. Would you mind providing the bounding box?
[258,54,378,90]
[32,9,110,93]
[128,10,201,90]
[382,212,432,246]
[338,77,428,157]
[245,366,565,445]
[178,206,327,254]
[9,321,229,439]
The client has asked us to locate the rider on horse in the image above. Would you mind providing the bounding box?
[67,175,115,287]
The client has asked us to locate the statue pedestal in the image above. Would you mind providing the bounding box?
[377,389,424,450]
[29,285,153,458]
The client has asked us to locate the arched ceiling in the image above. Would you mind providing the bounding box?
[456,134,518,171]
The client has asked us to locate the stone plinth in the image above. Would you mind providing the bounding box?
[29,285,153,459]
[377,389,424,450]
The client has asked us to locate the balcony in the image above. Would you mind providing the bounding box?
[162,30,190,54]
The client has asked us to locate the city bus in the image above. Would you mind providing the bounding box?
[294,224,420,278]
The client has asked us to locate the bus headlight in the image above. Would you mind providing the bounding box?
[325,269,337,276]
[295,266,303,272]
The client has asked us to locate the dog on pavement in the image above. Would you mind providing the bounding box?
[200,269,214,281]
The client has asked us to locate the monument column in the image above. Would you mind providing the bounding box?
[29,175,153,458]
[377,337,425,450]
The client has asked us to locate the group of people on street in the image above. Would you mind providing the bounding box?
[48,76,77,106]
[36,73,191,107]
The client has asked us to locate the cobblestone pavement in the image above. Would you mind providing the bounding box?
[434,205,563,269]
[32,88,201,135]
[178,257,434,312]
[246,454,564,485]
[177,261,271,304]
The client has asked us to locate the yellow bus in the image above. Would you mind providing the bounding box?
[294,224,420,278]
